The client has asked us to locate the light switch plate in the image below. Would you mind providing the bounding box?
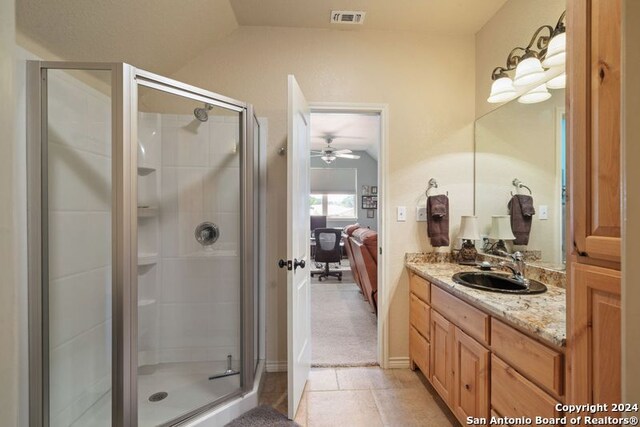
[539,205,548,220]
[397,206,407,222]
[416,206,427,222]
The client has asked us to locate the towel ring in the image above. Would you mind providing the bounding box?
[426,178,448,197]
[510,178,532,196]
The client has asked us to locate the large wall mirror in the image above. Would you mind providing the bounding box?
[475,90,566,270]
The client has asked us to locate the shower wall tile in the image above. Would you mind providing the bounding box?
[161,257,240,303]
[161,114,210,167]
[49,266,111,349]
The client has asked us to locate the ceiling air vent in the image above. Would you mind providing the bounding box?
[330,11,366,25]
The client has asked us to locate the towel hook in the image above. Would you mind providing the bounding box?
[426,178,448,197]
[510,178,532,196]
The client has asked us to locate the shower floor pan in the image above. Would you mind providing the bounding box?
[71,360,241,427]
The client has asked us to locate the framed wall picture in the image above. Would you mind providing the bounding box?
[367,210,375,218]
[371,186,378,195]
[362,185,369,195]
[361,195,378,210]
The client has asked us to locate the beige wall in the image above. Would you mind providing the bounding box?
[475,0,566,119]
[622,0,640,404]
[475,92,565,266]
[0,0,17,423]
[172,26,476,364]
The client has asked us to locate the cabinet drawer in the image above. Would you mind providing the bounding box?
[410,293,430,339]
[431,285,489,344]
[491,318,563,396]
[410,325,430,377]
[491,355,560,419]
[410,273,430,303]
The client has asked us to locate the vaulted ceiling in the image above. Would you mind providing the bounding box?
[17,0,507,75]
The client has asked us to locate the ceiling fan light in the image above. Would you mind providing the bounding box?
[518,84,552,104]
[321,155,336,164]
[546,72,566,89]
[542,32,566,68]
[487,76,517,103]
[514,56,547,87]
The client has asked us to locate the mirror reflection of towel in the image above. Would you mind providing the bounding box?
[508,195,535,245]
[427,195,449,247]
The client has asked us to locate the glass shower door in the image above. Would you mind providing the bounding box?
[135,85,243,426]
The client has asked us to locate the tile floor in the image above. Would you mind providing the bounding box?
[259,367,459,427]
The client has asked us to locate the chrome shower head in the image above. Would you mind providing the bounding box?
[193,103,213,122]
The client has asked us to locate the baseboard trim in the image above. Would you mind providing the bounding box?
[266,360,287,372]
[387,357,410,369]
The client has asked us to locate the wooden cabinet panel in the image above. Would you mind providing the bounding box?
[430,309,454,404]
[409,325,430,377]
[569,0,622,264]
[491,355,561,419]
[409,293,430,340]
[410,272,430,303]
[569,263,621,407]
[491,319,563,397]
[431,285,489,345]
[452,327,489,423]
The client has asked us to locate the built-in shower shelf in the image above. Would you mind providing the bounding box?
[137,206,159,217]
[138,253,158,266]
[138,299,156,307]
[137,165,156,175]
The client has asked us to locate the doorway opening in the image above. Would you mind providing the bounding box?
[308,110,381,367]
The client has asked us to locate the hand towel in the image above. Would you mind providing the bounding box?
[427,195,450,247]
[508,194,535,245]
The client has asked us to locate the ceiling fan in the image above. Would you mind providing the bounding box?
[311,137,360,164]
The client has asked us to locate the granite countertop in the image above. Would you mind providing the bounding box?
[405,259,566,348]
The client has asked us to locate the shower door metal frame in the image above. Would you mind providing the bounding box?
[27,61,257,427]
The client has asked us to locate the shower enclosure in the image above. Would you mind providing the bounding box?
[27,62,264,426]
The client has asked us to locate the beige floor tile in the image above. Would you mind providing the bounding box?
[391,368,426,389]
[336,366,402,390]
[307,369,339,391]
[372,387,457,426]
[307,389,384,427]
[294,391,308,426]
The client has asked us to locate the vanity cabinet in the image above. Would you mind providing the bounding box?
[408,271,565,425]
[567,0,622,415]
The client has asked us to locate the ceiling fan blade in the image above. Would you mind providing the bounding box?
[335,153,360,159]
[310,154,325,157]
[310,151,324,154]
[333,149,353,154]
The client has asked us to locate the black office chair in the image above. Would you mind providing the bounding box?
[311,228,343,281]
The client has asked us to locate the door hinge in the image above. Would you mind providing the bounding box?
[379,247,382,255]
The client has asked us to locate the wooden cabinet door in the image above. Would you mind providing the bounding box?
[430,310,454,404]
[568,263,621,411]
[568,0,622,265]
[452,327,489,423]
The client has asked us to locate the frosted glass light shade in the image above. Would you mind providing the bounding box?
[546,72,566,89]
[459,216,481,241]
[542,32,566,68]
[518,84,551,104]
[514,56,547,87]
[487,76,517,103]
[489,215,516,241]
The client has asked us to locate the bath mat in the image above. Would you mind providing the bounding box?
[225,405,300,427]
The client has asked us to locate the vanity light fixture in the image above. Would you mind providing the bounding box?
[458,216,481,265]
[518,83,552,104]
[487,11,566,103]
[546,72,566,90]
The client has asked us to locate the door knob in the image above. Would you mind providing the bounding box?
[294,258,306,271]
[278,259,292,270]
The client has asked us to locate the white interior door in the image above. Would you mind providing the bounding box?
[286,75,311,419]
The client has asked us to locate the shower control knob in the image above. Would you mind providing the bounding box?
[278,259,292,270]
[293,258,306,271]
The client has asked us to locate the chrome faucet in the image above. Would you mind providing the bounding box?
[498,251,529,288]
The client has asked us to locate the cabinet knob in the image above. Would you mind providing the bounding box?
[464,384,471,390]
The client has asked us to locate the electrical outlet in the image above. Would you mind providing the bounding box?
[397,206,407,222]
[416,206,427,222]
[539,205,549,220]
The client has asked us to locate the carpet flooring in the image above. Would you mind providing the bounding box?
[311,273,377,367]
[225,405,299,427]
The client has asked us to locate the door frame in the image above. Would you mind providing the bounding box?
[308,102,390,368]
